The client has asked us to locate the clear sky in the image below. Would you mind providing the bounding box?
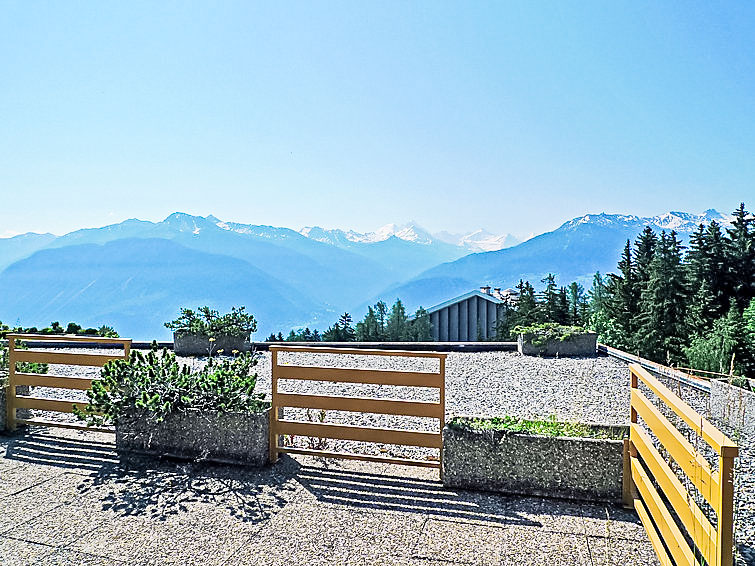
[1,1,753,239]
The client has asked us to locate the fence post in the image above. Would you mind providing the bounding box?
[717,447,737,566]
[6,337,17,432]
[439,355,446,480]
[269,348,279,464]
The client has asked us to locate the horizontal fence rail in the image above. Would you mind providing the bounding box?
[5,333,131,433]
[627,363,738,566]
[269,345,446,471]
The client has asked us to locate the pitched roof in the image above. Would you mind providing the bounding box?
[425,290,503,315]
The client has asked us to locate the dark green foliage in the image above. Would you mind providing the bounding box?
[635,231,689,364]
[322,313,356,342]
[76,345,267,426]
[409,307,432,341]
[685,300,755,378]
[0,320,118,338]
[592,203,755,382]
[448,415,626,440]
[514,323,587,347]
[386,299,409,341]
[165,306,257,338]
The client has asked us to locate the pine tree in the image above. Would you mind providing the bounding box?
[409,307,432,341]
[687,221,730,334]
[726,203,755,311]
[604,240,639,350]
[636,231,689,364]
[374,301,388,340]
[356,306,379,341]
[557,287,569,324]
[587,272,607,315]
[338,313,356,341]
[634,227,657,289]
[567,282,585,325]
[386,299,409,341]
[515,280,539,326]
[541,274,559,322]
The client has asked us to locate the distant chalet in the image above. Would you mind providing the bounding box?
[426,286,518,341]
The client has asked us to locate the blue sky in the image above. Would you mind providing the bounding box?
[1,1,753,239]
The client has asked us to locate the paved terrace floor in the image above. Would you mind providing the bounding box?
[0,428,658,566]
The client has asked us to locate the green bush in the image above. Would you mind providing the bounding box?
[448,415,626,440]
[75,344,268,426]
[165,306,257,338]
[513,323,587,346]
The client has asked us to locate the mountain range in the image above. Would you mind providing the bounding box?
[0,209,731,339]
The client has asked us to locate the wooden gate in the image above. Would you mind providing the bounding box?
[5,333,131,432]
[627,363,738,566]
[269,345,446,470]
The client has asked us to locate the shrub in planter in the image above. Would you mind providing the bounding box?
[76,345,270,466]
[165,306,257,356]
[443,416,628,502]
[515,323,597,357]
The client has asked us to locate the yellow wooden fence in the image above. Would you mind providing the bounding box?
[628,363,738,566]
[269,345,446,470]
[5,333,131,432]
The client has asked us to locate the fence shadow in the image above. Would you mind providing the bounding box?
[3,429,119,471]
[295,463,544,527]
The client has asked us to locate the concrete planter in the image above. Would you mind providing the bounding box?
[710,379,755,437]
[173,332,251,356]
[517,332,597,357]
[442,422,627,502]
[1,382,32,434]
[116,407,270,466]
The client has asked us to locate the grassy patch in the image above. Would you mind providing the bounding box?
[448,415,626,440]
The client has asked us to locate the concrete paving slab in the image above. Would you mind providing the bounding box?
[0,535,54,566]
[587,534,660,565]
[0,428,661,566]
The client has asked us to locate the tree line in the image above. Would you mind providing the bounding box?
[591,203,755,378]
[266,299,432,342]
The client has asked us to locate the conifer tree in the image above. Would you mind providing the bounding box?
[338,313,356,341]
[515,280,539,326]
[356,306,379,341]
[567,282,585,325]
[386,299,409,341]
[374,301,388,340]
[604,240,639,350]
[409,307,432,341]
[726,203,755,310]
[636,231,689,363]
[541,274,559,322]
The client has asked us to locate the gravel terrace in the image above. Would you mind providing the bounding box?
[14,347,753,564]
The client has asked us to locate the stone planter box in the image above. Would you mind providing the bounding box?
[710,379,755,437]
[116,407,270,466]
[517,332,597,357]
[442,422,627,502]
[173,332,251,356]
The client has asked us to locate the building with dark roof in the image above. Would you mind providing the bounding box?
[426,286,504,341]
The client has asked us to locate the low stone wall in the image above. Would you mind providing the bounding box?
[518,333,597,357]
[442,423,627,503]
[710,379,755,437]
[116,407,270,466]
[173,333,252,356]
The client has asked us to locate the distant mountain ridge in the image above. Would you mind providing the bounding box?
[0,208,734,338]
[361,209,734,314]
[299,222,520,252]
